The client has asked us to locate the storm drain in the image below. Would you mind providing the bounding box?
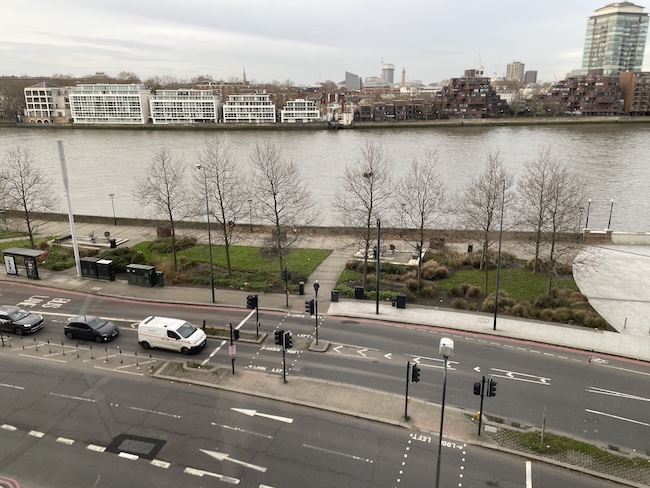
[107,434,166,460]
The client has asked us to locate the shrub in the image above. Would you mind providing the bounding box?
[465,285,482,298]
[510,303,531,318]
[405,278,420,292]
[449,285,464,298]
[452,298,469,310]
[420,285,437,298]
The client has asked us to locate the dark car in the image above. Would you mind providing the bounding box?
[0,305,44,335]
[65,315,119,343]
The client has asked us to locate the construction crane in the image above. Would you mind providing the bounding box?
[476,50,484,76]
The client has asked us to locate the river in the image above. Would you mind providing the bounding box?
[0,124,648,231]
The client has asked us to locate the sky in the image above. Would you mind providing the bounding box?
[3,0,649,86]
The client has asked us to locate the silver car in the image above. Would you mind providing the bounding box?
[0,305,44,335]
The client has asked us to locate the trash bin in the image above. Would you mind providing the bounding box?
[467,243,473,253]
[396,294,406,309]
[331,290,339,302]
[299,281,305,295]
[126,264,156,287]
[80,257,100,279]
[96,259,115,281]
[155,270,164,287]
[354,286,365,299]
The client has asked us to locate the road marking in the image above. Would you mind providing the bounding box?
[212,422,273,439]
[585,409,649,426]
[231,408,293,423]
[18,354,67,363]
[595,364,650,377]
[0,383,24,390]
[28,430,44,438]
[201,449,267,472]
[204,339,227,366]
[1,424,17,431]
[303,444,374,463]
[491,368,550,385]
[586,387,650,402]
[184,467,240,484]
[526,460,532,487]
[93,366,144,376]
[474,367,481,372]
[56,437,74,445]
[119,452,139,460]
[49,392,96,402]
[151,459,171,469]
[384,353,392,360]
[87,444,106,452]
[126,406,181,418]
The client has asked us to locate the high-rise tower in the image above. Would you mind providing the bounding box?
[505,61,525,82]
[381,63,395,84]
[582,2,649,75]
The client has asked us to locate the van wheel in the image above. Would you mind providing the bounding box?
[181,347,190,355]
[65,331,74,340]
[141,341,151,350]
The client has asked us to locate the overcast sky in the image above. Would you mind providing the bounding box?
[3,1,649,86]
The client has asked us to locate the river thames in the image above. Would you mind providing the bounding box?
[0,123,648,231]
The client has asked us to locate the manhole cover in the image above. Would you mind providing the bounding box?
[107,434,165,460]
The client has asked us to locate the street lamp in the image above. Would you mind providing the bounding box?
[435,338,454,488]
[577,206,584,243]
[607,199,614,229]
[313,280,320,345]
[493,179,505,331]
[109,193,116,226]
[248,198,253,232]
[196,164,215,303]
[400,203,405,237]
[585,198,592,229]
[376,218,381,315]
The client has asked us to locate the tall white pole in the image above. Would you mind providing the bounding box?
[57,140,81,277]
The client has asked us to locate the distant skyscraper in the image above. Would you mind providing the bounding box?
[524,70,538,84]
[381,64,395,84]
[582,2,649,75]
[345,71,362,90]
[506,62,525,82]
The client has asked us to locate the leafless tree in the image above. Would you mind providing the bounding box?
[333,141,393,288]
[0,147,59,247]
[394,149,446,288]
[456,151,514,294]
[133,148,191,271]
[249,140,315,274]
[194,137,247,276]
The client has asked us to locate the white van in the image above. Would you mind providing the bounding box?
[137,316,207,354]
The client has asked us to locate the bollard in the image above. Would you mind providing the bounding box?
[47,340,51,354]
[149,354,153,375]
[62,342,65,356]
[135,351,139,367]
[0,330,4,347]
[118,347,123,364]
[104,347,108,363]
[34,338,38,352]
[21,336,24,349]
[76,343,79,358]
[90,345,93,360]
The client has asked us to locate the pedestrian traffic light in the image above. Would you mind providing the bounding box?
[284,331,292,349]
[274,329,284,346]
[411,364,421,383]
[304,299,314,315]
[488,378,498,397]
[473,381,481,396]
[246,294,258,309]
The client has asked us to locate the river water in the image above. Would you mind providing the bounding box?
[0,124,648,231]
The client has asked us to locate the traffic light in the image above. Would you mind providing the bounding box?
[473,381,481,396]
[246,294,258,309]
[284,331,293,349]
[304,299,314,315]
[274,329,284,346]
[411,364,421,383]
[488,378,498,397]
[233,329,240,341]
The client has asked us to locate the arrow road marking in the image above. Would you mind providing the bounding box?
[231,408,293,423]
[201,449,267,473]
[474,367,481,373]
[384,353,392,360]
[358,348,368,357]
[586,387,650,402]
[491,368,551,385]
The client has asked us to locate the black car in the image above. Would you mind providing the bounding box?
[65,315,119,343]
[0,305,44,335]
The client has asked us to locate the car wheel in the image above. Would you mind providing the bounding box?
[95,336,103,344]
[181,347,190,355]
[65,331,74,340]
[14,327,23,336]
[141,341,150,350]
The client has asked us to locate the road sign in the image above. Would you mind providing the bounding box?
[229,345,236,357]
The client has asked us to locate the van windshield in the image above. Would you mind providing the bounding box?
[177,322,197,338]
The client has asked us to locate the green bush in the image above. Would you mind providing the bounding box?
[449,285,464,298]
[452,298,469,310]
[148,236,198,254]
[100,247,147,272]
[465,285,482,298]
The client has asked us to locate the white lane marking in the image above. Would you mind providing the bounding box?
[118,452,139,460]
[585,408,649,426]
[1,425,17,431]
[17,354,67,363]
[231,408,293,423]
[303,444,374,463]
[87,444,106,452]
[586,387,650,402]
[596,364,650,377]
[151,459,171,469]
[526,460,532,487]
[211,422,273,439]
[491,368,551,385]
[474,367,481,372]
[0,383,24,390]
[203,339,227,366]
[49,392,95,402]
[28,431,44,438]
[125,406,181,419]
[56,437,74,445]
[384,353,392,360]
[93,366,144,376]
[201,449,267,473]
[184,467,239,484]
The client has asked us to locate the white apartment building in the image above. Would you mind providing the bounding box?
[69,84,151,124]
[280,99,320,123]
[150,90,220,124]
[222,92,276,123]
[23,82,71,123]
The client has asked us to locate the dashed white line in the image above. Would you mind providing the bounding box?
[151,459,171,469]
[28,431,44,438]
[49,392,95,402]
[1,424,17,431]
[526,460,532,487]
[118,452,139,461]
[126,406,181,419]
[87,444,106,452]
[0,383,24,390]
[56,437,74,445]
[303,444,374,463]
[585,408,649,426]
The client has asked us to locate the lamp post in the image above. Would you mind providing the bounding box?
[585,198,591,229]
[376,218,380,315]
[196,164,215,303]
[577,206,584,243]
[400,203,405,237]
[435,338,454,488]
[313,280,320,345]
[109,193,116,226]
[248,198,253,232]
[493,179,505,331]
[607,199,614,229]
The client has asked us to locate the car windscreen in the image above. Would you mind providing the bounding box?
[177,322,197,338]
[8,309,28,320]
[87,317,108,330]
